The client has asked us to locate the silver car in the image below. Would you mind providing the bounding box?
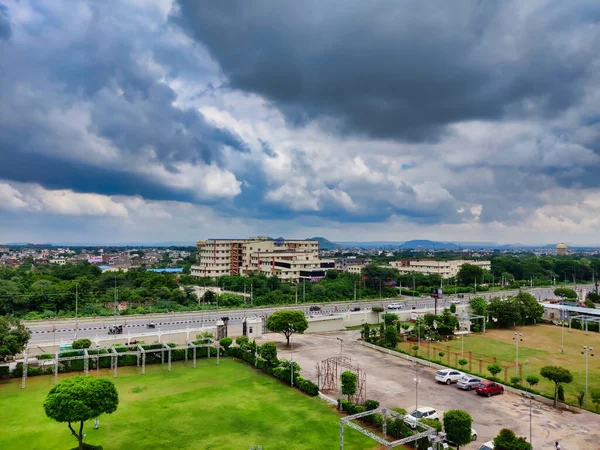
[457,375,482,391]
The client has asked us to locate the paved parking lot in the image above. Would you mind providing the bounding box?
[260,330,600,450]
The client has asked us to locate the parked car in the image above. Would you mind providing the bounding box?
[386,303,403,310]
[309,306,321,312]
[435,369,463,385]
[477,441,494,450]
[475,381,504,397]
[404,407,438,429]
[457,375,482,390]
[446,428,478,445]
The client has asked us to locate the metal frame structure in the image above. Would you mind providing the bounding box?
[454,312,486,332]
[569,314,600,333]
[317,356,366,405]
[339,407,435,450]
[20,339,219,389]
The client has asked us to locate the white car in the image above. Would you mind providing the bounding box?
[404,407,438,429]
[386,303,403,310]
[477,441,494,450]
[435,369,463,385]
[446,428,478,444]
[457,375,482,390]
[450,299,461,304]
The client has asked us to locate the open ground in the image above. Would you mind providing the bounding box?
[397,324,600,406]
[266,329,600,450]
[0,359,375,450]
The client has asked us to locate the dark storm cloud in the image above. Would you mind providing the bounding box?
[173,0,600,142]
[0,4,10,40]
[0,1,246,202]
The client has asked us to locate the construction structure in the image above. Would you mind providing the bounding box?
[389,259,491,279]
[317,356,366,405]
[191,237,335,282]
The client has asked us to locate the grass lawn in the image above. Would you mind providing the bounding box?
[0,358,377,450]
[399,324,600,407]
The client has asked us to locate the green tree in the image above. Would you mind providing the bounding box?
[341,371,357,400]
[236,335,249,347]
[540,365,573,408]
[259,342,278,367]
[487,297,521,328]
[449,303,457,313]
[72,339,92,350]
[554,287,577,300]
[43,376,119,450]
[266,310,308,346]
[0,315,30,361]
[587,292,600,303]
[591,390,600,412]
[443,409,473,450]
[458,358,468,368]
[382,313,398,327]
[492,428,530,450]
[456,264,484,286]
[219,337,233,350]
[384,326,398,348]
[525,375,539,388]
[514,292,544,324]
[487,364,502,377]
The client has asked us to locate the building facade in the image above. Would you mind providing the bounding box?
[191,237,334,282]
[389,259,491,279]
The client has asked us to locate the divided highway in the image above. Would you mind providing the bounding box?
[24,285,583,344]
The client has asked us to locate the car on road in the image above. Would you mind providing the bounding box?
[475,381,504,397]
[350,307,362,312]
[456,375,482,390]
[477,441,494,450]
[386,303,403,310]
[450,299,461,304]
[435,369,463,385]
[404,407,438,429]
[309,306,321,312]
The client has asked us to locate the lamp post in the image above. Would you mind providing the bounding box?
[582,346,594,408]
[560,302,565,353]
[337,337,344,359]
[289,324,295,387]
[513,332,523,377]
[413,364,422,411]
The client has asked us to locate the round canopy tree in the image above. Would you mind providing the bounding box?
[443,409,472,450]
[266,310,308,346]
[43,376,119,450]
[0,315,30,362]
[540,365,573,408]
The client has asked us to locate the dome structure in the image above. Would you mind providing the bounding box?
[556,243,568,255]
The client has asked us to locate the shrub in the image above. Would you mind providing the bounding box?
[236,335,250,347]
[372,306,384,313]
[364,399,379,410]
[39,354,54,360]
[259,342,278,367]
[458,358,468,368]
[510,376,522,386]
[384,326,398,348]
[526,375,539,387]
[558,385,565,402]
[219,337,233,350]
[72,339,92,349]
[297,378,319,396]
[487,364,502,377]
[341,371,357,400]
[438,351,445,359]
[412,345,419,355]
[0,366,10,378]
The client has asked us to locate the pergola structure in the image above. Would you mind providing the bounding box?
[21,338,218,389]
[454,311,487,333]
[340,407,435,449]
[569,314,600,333]
[317,356,366,405]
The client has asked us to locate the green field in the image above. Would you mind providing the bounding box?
[400,324,600,407]
[0,359,376,450]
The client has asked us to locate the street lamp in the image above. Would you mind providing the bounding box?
[582,346,595,408]
[337,337,344,358]
[513,332,523,377]
[413,364,422,411]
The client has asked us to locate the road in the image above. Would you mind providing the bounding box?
[24,285,590,344]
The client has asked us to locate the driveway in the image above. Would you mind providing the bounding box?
[259,330,599,450]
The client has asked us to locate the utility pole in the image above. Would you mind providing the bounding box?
[75,283,79,331]
[290,325,295,387]
[295,283,298,305]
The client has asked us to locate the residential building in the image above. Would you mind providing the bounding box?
[191,237,334,282]
[389,259,491,279]
[335,257,372,271]
[49,258,67,265]
[347,264,365,275]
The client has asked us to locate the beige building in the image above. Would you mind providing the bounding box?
[191,237,334,282]
[556,243,568,256]
[347,264,365,275]
[389,259,491,279]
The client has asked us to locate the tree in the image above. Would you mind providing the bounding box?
[487,297,521,328]
[449,303,457,313]
[525,375,539,388]
[0,315,30,361]
[443,409,472,450]
[341,371,357,400]
[587,292,600,303]
[591,390,600,412]
[266,310,308,346]
[458,358,468,368]
[382,313,398,327]
[554,287,577,300]
[540,365,573,407]
[43,376,119,450]
[468,297,487,317]
[384,326,398,348]
[412,345,419,355]
[456,264,484,286]
[493,428,530,450]
[514,292,544,324]
[487,364,502,377]
[510,376,521,386]
[219,337,233,350]
[259,342,278,367]
[236,335,249,347]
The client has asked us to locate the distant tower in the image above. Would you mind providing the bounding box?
[556,243,568,256]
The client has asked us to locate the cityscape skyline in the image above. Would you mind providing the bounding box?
[2,1,600,244]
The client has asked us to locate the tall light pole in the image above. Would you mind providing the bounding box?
[560,302,565,353]
[75,283,79,331]
[513,332,523,377]
[295,283,298,305]
[582,346,594,408]
[337,337,344,358]
[289,324,295,387]
[413,364,422,410]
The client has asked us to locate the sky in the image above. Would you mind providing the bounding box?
[1,0,600,245]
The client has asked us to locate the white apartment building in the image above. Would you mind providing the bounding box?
[389,259,491,279]
[191,237,334,282]
[49,258,67,265]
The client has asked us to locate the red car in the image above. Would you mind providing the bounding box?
[475,381,504,397]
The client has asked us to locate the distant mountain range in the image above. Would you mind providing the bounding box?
[334,239,599,250]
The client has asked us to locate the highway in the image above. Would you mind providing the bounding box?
[24,285,586,344]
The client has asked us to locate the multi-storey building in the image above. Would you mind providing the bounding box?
[389,259,491,279]
[335,257,372,271]
[191,237,334,282]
